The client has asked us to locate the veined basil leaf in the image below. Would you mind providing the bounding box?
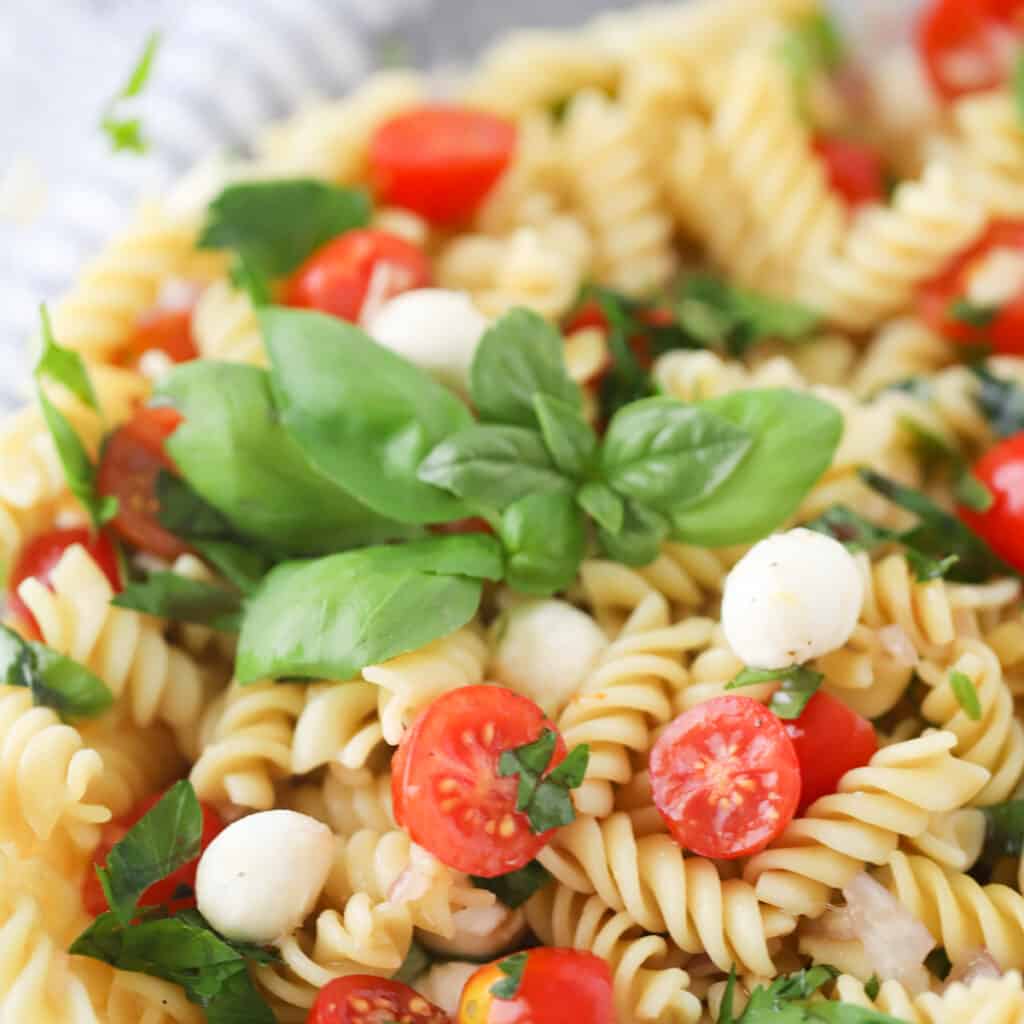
[236,536,501,682]
[113,574,242,632]
[497,731,588,834]
[726,664,824,719]
[419,425,573,508]
[598,499,667,567]
[602,397,753,513]
[577,481,625,535]
[470,308,582,428]
[160,360,413,553]
[671,390,842,546]
[500,492,586,597]
[263,307,472,524]
[974,364,1024,439]
[471,861,553,909]
[533,393,597,478]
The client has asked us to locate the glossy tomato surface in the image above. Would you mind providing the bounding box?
[649,695,801,859]
[370,106,516,225]
[783,691,878,814]
[118,309,197,369]
[97,406,189,561]
[309,975,450,1024]
[392,685,565,877]
[813,137,886,207]
[284,229,431,323]
[458,949,613,1024]
[958,433,1024,571]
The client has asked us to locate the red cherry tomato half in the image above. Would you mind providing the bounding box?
[370,106,517,225]
[82,791,224,917]
[648,695,801,860]
[458,948,614,1024]
[917,0,1023,101]
[308,975,450,1024]
[392,685,566,877]
[917,220,1024,355]
[7,527,122,639]
[813,137,887,208]
[782,691,878,814]
[958,433,1024,571]
[284,229,431,323]
[117,309,198,369]
[97,406,189,561]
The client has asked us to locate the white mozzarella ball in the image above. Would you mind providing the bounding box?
[490,600,608,715]
[721,528,864,669]
[367,288,489,395]
[196,810,334,944]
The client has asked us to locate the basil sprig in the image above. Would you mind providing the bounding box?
[0,624,113,719]
[726,664,824,719]
[497,729,589,834]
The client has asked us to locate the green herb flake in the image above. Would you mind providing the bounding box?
[490,952,529,1000]
[981,798,1024,860]
[497,730,589,834]
[113,573,242,632]
[471,861,553,909]
[863,976,880,1001]
[100,32,162,154]
[950,298,1000,328]
[393,940,433,984]
[973,364,1024,439]
[948,668,982,721]
[726,664,824,719]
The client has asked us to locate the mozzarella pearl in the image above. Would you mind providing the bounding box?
[490,600,608,716]
[721,528,863,669]
[367,288,489,395]
[196,810,333,944]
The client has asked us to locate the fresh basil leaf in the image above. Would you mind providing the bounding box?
[602,397,753,513]
[598,499,667,567]
[161,360,412,553]
[500,491,586,596]
[804,1005,908,1024]
[97,781,202,923]
[900,416,993,512]
[263,307,471,524]
[499,729,559,810]
[863,976,880,1001]
[726,664,824,719]
[491,952,528,1000]
[949,668,982,721]
[905,550,959,582]
[419,425,573,508]
[471,861,553,909]
[950,298,999,328]
[1015,50,1024,127]
[100,32,161,154]
[672,390,842,546]
[498,730,587,834]
[155,470,237,541]
[981,799,1024,859]
[547,743,590,788]
[470,308,582,429]
[393,940,433,985]
[113,574,242,632]
[193,541,272,596]
[533,393,597,478]
[717,968,738,1024]
[803,505,899,551]
[236,536,500,682]
[577,481,625,535]
[37,306,100,412]
[973,364,1024,439]
[198,180,371,287]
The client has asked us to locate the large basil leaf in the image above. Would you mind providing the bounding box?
[263,308,472,524]
[601,397,753,513]
[236,536,502,682]
[671,389,842,546]
[500,492,586,596]
[534,393,597,478]
[159,361,411,554]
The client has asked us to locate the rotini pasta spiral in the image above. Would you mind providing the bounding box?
[950,89,1024,219]
[291,681,386,782]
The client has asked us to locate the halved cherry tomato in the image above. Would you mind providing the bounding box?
[82,791,224,917]
[370,106,517,225]
[309,976,450,1024]
[284,229,431,323]
[649,695,801,860]
[458,949,613,1024]
[957,433,1024,571]
[917,0,1023,101]
[813,137,887,208]
[783,691,878,814]
[117,309,197,370]
[392,685,566,877]
[7,527,122,640]
[917,220,1024,355]
[97,406,188,561]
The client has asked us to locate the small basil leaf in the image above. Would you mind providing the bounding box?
[949,668,982,721]
[500,492,586,596]
[671,390,842,546]
[420,425,573,508]
[726,664,824,719]
[37,306,100,411]
[973,364,1024,439]
[602,397,753,513]
[598,500,667,567]
[905,550,960,582]
[97,780,202,923]
[716,969,738,1024]
[470,308,582,428]
[499,729,559,810]
[393,940,433,985]
[490,952,528,1000]
[263,308,472,525]
[547,744,590,788]
[497,731,587,834]
[113,574,242,632]
[533,393,597,478]
[156,471,238,541]
[100,32,161,154]
[577,481,625,535]
[471,861,553,909]
[803,505,899,551]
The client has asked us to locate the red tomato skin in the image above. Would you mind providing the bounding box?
[284,229,431,323]
[458,949,614,1024]
[783,692,878,814]
[7,528,122,638]
[97,407,190,562]
[119,309,197,368]
[958,433,1024,571]
[370,106,517,225]
[648,695,801,860]
[82,793,224,917]
[429,517,494,537]
[813,137,887,208]
[392,685,566,877]
[309,975,449,1024]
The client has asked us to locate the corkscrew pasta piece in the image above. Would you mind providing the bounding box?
[950,89,1024,218]
[191,277,266,366]
[903,808,987,874]
[743,731,989,919]
[525,884,702,1024]
[321,769,395,836]
[291,681,386,782]
[852,318,953,398]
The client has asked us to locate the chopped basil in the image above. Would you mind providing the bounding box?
[899,416,993,512]
[113,573,242,632]
[393,940,433,985]
[863,976,880,1000]
[949,298,1000,328]
[471,861,553,909]
[490,952,528,1000]
[949,669,982,721]
[980,799,1024,860]
[497,729,589,834]
[974,364,1024,439]
[100,32,162,154]
[726,664,824,719]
